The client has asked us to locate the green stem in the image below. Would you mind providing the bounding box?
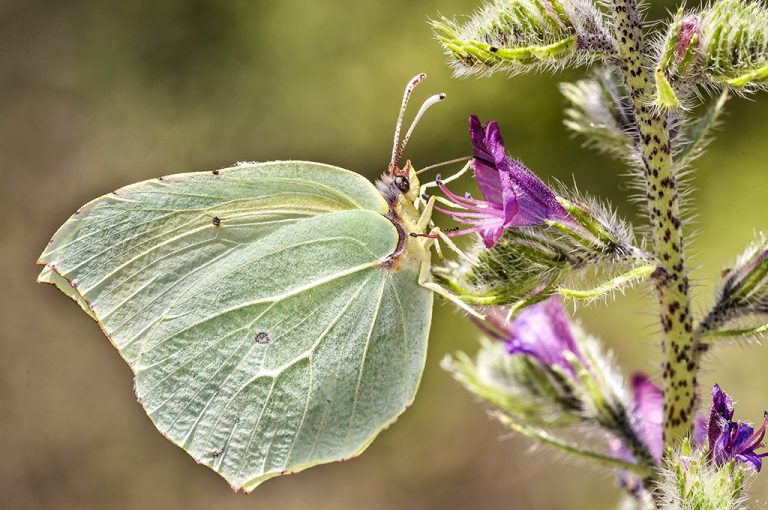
[609,0,697,446]
[558,264,656,300]
[700,323,768,340]
[496,414,652,476]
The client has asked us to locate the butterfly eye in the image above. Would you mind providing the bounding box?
[394,175,410,193]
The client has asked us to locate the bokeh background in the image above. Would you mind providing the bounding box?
[2,0,767,508]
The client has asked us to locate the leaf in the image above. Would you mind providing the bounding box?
[697,231,768,339]
[702,322,768,339]
[38,161,433,491]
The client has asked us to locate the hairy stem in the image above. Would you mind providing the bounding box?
[609,0,696,445]
[496,414,652,476]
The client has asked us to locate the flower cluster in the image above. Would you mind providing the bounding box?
[431,0,768,507]
[433,0,612,77]
[431,116,651,309]
[464,297,659,472]
[654,0,768,108]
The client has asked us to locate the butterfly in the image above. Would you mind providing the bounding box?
[37,73,477,491]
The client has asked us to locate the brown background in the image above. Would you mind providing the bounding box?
[2,0,767,508]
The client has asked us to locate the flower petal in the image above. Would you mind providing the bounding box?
[630,373,664,461]
[505,297,581,372]
[708,383,735,454]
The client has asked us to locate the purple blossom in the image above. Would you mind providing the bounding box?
[736,244,768,280]
[675,14,701,63]
[436,115,569,248]
[749,247,768,271]
[612,374,706,465]
[708,383,734,451]
[474,297,583,374]
[707,384,768,471]
[629,373,665,461]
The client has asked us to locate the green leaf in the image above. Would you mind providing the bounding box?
[702,322,768,339]
[38,161,433,491]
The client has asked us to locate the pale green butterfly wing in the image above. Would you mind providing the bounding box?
[37,161,433,491]
[38,265,97,319]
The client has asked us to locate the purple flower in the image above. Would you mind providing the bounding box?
[474,297,584,374]
[707,384,768,471]
[732,244,768,284]
[629,373,665,461]
[675,14,701,63]
[605,373,664,494]
[613,374,706,465]
[708,383,734,451]
[436,115,569,248]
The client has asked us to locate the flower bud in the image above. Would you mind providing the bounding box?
[699,233,768,336]
[432,0,612,77]
[654,0,768,107]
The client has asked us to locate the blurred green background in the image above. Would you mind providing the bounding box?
[2,0,767,508]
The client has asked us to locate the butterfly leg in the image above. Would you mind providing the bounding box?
[416,235,484,319]
[431,229,478,266]
[415,195,435,232]
[413,195,476,265]
[416,225,477,266]
[419,160,472,197]
[417,265,484,319]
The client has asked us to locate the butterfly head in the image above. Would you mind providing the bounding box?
[378,73,444,205]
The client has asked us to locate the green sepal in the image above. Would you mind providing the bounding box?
[655,66,682,108]
[443,340,581,427]
[658,437,750,509]
[554,197,620,249]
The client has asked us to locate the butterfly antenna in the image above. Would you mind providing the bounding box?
[394,92,446,169]
[415,156,470,175]
[390,73,427,171]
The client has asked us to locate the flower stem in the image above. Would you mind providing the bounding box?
[496,414,652,476]
[609,0,697,446]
